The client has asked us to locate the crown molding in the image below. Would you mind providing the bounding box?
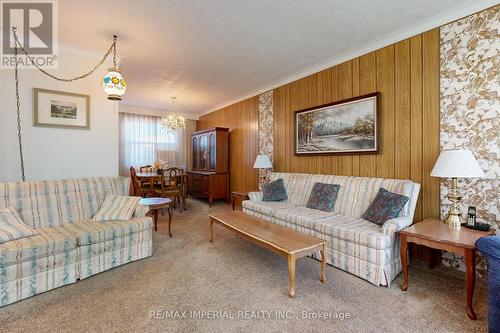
[119,103,199,120]
[198,0,499,117]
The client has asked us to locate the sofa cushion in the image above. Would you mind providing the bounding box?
[93,195,141,222]
[273,206,341,230]
[314,215,392,250]
[261,178,288,202]
[306,183,340,212]
[63,218,153,246]
[0,226,77,267]
[242,200,291,217]
[362,188,409,226]
[0,207,38,244]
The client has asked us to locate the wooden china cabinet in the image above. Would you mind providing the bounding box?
[187,127,229,206]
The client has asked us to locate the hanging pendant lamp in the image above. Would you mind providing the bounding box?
[102,35,127,100]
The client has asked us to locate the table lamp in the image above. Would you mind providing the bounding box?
[253,155,273,184]
[430,149,484,227]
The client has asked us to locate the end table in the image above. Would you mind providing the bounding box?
[399,218,494,320]
[139,197,173,236]
[231,191,249,210]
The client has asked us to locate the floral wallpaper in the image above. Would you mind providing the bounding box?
[257,90,274,184]
[440,6,499,276]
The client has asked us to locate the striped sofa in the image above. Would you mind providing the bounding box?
[243,172,420,286]
[0,177,153,307]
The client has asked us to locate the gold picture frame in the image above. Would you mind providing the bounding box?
[295,92,380,155]
[33,88,90,130]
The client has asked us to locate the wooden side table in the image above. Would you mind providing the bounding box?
[231,191,249,210]
[139,197,173,236]
[399,218,494,320]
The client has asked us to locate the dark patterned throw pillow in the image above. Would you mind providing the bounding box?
[362,188,410,226]
[262,178,288,202]
[306,183,341,212]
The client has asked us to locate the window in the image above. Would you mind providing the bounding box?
[119,112,187,176]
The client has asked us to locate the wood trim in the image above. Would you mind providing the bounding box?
[193,127,230,135]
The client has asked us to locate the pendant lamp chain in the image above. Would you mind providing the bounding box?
[13,43,25,181]
[11,27,121,181]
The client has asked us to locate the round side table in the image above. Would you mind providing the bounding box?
[139,197,173,236]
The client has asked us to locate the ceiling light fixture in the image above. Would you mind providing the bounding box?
[161,97,186,133]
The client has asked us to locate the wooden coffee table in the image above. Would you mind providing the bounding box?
[400,218,494,320]
[209,211,327,298]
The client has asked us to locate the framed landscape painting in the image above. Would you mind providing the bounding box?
[295,92,380,155]
[33,88,90,129]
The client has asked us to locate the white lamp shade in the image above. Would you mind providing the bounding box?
[253,155,273,169]
[430,150,484,178]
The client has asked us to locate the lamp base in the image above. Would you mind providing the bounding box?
[445,212,462,228]
[445,177,463,228]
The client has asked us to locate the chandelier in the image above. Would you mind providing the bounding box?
[161,97,186,133]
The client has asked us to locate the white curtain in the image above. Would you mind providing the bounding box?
[119,112,196,176]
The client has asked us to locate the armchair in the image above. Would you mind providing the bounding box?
[475,235,500,333]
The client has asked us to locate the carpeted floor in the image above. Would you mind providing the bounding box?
[0,199,489,333]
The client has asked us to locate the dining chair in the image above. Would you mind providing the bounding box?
[153,167,184,212]
[138,164,155,188]
[130,167,151,197]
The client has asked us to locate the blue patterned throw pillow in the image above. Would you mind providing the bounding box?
[362,188,409,226]
[262,178,287,202]
[306,183,341,212]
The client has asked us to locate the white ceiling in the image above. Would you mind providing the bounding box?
[58,0,497,117]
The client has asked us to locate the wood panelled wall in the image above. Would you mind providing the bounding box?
[199,28,441,221]
[198,97,259,193]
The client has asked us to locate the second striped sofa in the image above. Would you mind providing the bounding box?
[243,172,420,286]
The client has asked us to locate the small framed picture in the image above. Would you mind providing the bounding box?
[33,88,90,130]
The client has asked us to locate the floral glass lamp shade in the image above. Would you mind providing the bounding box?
[253,154,273,185]
[431,149,484,227]
[102,69,127,100]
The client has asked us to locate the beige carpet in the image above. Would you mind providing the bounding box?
[0,199,489,333]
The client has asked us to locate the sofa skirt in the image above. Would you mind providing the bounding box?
[0,249,79,307]
[78,228,153,279]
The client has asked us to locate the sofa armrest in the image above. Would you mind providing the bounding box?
[248,191,263,202]
[133,204,149,218]
[382,216,413,237]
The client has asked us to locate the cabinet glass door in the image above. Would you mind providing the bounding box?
[200,134,208,170]
[192,136,198,170]
[209,133,216,170]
